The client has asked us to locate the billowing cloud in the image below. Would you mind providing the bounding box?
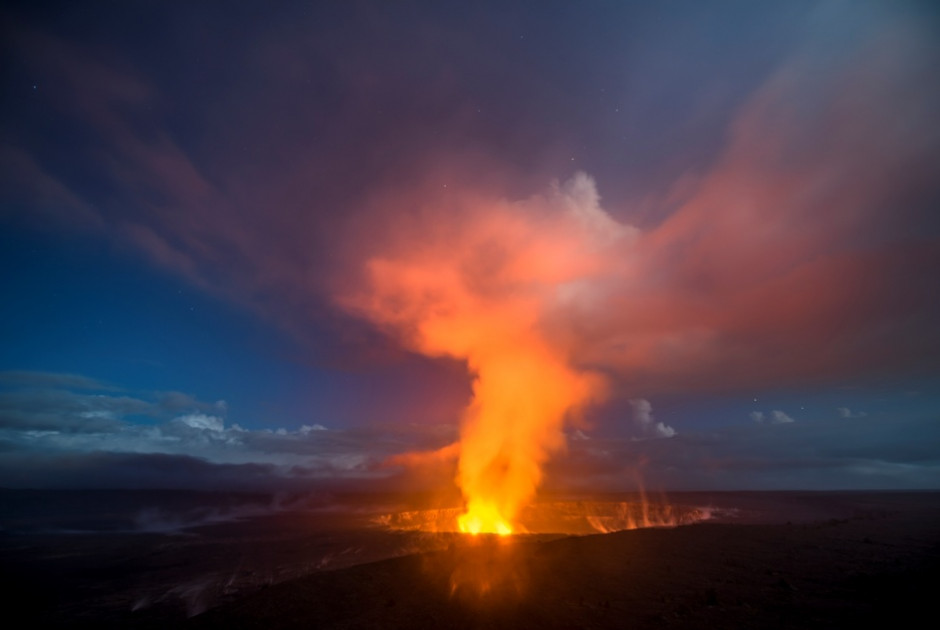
[338,172,631,531]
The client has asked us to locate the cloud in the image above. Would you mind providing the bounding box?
[573,6,940,393]
[1,368,936,492]
[837,407,867,419]
[172,413,226,433]
[550,413,940,492]
[0,373,460,489]
[0,370,117,391]
[4,3,937,399]
[0,145,104,230]
[770,410,795,425]
[629,399,676,439]
[0,450,283,491]
[158,391,227,414]
[751,410,795,425]
[0,376,242,435]
[0,389,154,432]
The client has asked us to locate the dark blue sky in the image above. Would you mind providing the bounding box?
[1,0,939,492]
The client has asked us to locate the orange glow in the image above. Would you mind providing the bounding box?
[450,341,600,534]
[343,174,629,534]
[375,499,708,535]
[458,508,513,536]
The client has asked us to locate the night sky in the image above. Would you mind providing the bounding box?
[2,0,939,492]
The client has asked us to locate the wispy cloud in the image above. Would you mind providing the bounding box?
[0,370,118,391]
[837,407,867,419]
[751,410,795,425]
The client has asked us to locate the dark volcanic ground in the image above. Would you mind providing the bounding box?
[2,491,938,628]
[188,492,940,630]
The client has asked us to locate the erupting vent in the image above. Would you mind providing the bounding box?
[374,501,708,535]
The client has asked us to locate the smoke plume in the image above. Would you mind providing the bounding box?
[340,173,631,532]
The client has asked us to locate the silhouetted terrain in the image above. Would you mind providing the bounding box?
[2,490,937,628]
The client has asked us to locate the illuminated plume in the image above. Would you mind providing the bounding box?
[343,173,633,534]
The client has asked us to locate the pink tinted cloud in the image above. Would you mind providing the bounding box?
[338,20,940,398]
[6,8,939,399]
[577,24,940,393]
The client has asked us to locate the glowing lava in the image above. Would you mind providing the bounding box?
[453,344,600,535]
[375,499,710,535]
[458,507,512,536]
